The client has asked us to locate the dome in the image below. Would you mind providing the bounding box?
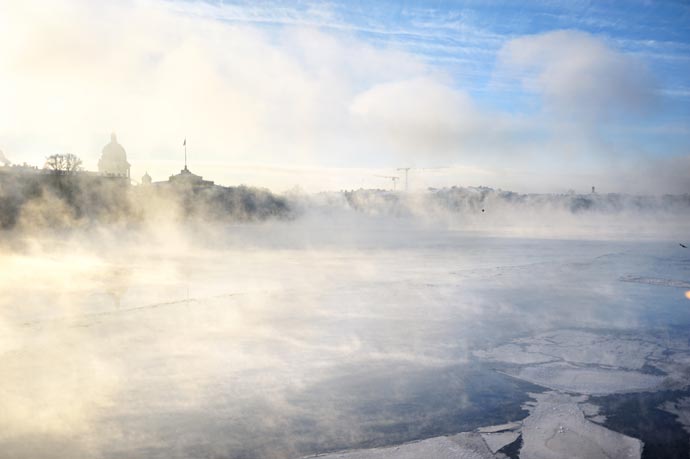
[101,133,127,161]
[98,132,131,177]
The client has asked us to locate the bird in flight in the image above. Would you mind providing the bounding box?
[681,243,687,248]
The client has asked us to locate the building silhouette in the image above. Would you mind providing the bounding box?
[167,165,215,188]
[98,133,130,178]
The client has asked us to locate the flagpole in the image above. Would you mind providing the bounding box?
[184,138,187,170]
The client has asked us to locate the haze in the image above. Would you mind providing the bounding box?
[1,1,690,459]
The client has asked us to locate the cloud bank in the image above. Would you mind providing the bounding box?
[498,30,658,121]
[0,1,686,193]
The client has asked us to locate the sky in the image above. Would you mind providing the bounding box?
[0,0,688,193]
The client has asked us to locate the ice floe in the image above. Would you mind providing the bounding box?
[579,402,607,424]
[525,331,657,370]
[303,434,496,459]
[520,392,642,459]
[479,330,656,370]
[476,422,521,434]
[479,431,520,454]
[505,362,664,395]
[474,329,683,395]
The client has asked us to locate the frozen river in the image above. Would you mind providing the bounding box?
[1,223,689,458]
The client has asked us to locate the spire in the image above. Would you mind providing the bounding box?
[183,137,187,171]
[111,132,117,143]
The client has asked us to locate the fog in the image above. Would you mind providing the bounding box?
[1,184,689,458]
[2,0,689,455]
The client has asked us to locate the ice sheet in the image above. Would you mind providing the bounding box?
[479,330,658,370]
[302,435,494,459]
[476,422,521,433]
[480,431,520,453]
[505,362,664,395]
[520,392,642,459]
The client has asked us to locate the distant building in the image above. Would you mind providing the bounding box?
[98,133,130,178]
[141,172,152,185]
[167,165,214,188]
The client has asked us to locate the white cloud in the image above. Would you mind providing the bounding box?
[0,0,431,181]
[498,30,658,121]
[0,2,684,194]
[350,77,482,157]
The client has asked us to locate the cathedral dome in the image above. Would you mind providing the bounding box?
[102,133,126,160]
[98,132,130,177]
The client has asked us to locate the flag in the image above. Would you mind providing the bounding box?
[183,138,186,146]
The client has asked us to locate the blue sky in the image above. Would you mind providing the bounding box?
[0,0,688,192]
[200,2,690,82]
[205,0,690,127]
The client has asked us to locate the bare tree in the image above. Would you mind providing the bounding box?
[44,154,63,172]
[44,153,82,174]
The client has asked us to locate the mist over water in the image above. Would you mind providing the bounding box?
[1,190,688,458]
[2,0,689,456]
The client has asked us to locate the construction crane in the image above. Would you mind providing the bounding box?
[397,168,411,192]
[397,167,448,191]
[375,175,400,191]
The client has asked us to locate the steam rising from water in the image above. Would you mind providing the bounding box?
[0,188,688,458]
